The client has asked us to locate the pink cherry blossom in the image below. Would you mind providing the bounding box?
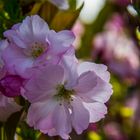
[2,15,75,77]
[0,93,22,122]
[23,62,112,139]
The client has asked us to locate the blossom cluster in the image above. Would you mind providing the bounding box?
[0,15,112,139]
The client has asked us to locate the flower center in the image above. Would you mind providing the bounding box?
[55,85,74,102]
[31,42,45,58]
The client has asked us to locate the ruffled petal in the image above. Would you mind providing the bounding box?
[48,30,75,54]
[78,62,110,82]
[83,102,107,123]
[60,52,78,89]
[0,93,22,122]
[4,15,49,48]
[52,104,71,139]
[80,77,112,103]
[24,65,64,103]
[71,97,89,134]
[31,15,49,41]
[2,44,33,76]
[27,99,71,139]
[0,40,9,67]
[74,71,97,93]
[27,99,57,132]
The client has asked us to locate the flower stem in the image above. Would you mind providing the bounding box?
[0,125,6,140]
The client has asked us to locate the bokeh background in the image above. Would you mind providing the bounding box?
[0,0,140,140]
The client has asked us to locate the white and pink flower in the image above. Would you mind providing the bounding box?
[23,61,112,139]
[2,15,75,77]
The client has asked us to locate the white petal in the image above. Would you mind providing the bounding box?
[83,102,107,123]
[0,93,22,122]
[71,97,89,134]
[78,62,110,82]
[52,104,71,139]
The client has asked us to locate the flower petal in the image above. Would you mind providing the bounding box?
[52,104,71,139]
[71,97,89,134]
[76,76,113,103]
[27,99,57,132]
[78,62,110,82]
[24,65,64,103]
[30,15,49,42]
[4,15,49,48]
[83,102,107,123]
[48,30,75,54]
[74,71,97,93]
[0,93,22,122]
[60,52,78,89]
[0,40,9,67]
[2,44,33,76]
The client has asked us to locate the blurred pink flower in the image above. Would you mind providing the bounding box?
[93,14,140,82]
[126,92,140,124]
[104,122,128,140]
[2,15,75,77]
[23,62,112,139]
[0,93,21,122]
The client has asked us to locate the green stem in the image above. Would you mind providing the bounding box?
[0,125,7,140]
[0,127,3,140]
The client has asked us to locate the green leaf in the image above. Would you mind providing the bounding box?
[69,0,77,10]
[4,110,23,140]
[17,121,40,140]
[30,1,58,25]
[50,3,84,31]
[133,0,140,16]
[3,0,21,20]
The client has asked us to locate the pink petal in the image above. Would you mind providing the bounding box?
[85,78,113,103]
[27,99,57,131]
[83,102,107,123]
[31,15,49,41]
[74,71,97,93]
[0,40,9,67]
[0,93,22,121]
[76,77,113,103]
[48,30,75,54]
[24,65,64,103]
[27,99,70,139]
[71,97,89,134]
[60,53,78,89]
[5,15,49,48]
[2,44,33,75]
[52,104,71,139]
[78,62,110,82]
